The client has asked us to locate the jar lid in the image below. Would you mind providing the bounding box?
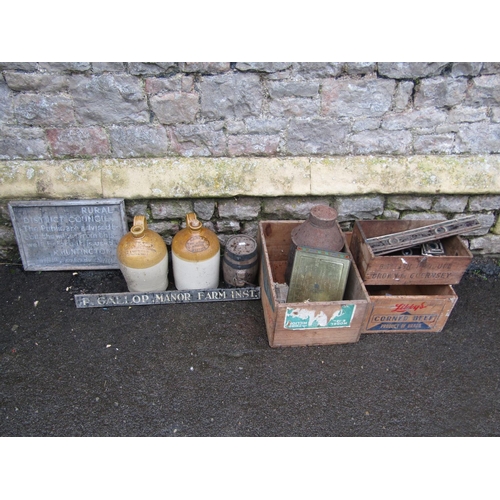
[225,235,258,261]
[309,205,338,228]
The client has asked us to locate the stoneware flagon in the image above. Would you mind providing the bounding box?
[116,215,168,292]
[171,212,220,290]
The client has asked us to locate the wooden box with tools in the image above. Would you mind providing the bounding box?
[350,219,473,286]
[257,221,370,348]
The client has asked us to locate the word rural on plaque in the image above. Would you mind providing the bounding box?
[9,199,128,271]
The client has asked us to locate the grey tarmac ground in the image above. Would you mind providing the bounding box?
[1,257,499,438]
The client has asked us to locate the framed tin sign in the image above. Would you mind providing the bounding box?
[8,199,128,271]
[287,246,351,303]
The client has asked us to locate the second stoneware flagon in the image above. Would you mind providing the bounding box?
[171,212,220,290]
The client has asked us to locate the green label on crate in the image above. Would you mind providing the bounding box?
[284,304,356,330]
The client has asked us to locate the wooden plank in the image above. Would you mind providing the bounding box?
[75,286,260,308]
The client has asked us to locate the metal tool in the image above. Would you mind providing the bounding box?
[366,216,481,256]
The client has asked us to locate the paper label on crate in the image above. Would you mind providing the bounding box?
[284,304,356,330]
[365,301,446,331]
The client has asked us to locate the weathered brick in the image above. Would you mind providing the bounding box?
[228,134,280,156]
[150,93,199,124]
[147,221,179,235]
[352,118,381,132]
[39,62,91,73]
[109,125,169,158]
[169,122,226,156]
[0,126,49,159]
[92,62,126,73]
[215,219,241,232]
[4,72,69,92]
[451,62,482,77]
[125,202,150,220]
[382,109,447,131]
[0,62,38,71]
[46,127,110,157]
[218,197,261,220]
[469,234,500,254]
[0,226,16,245]
[235,62,292,73]
[269,97,320,118]
[413,134,455,154]
[466,75,500,106]
[193,199,215,220]
[468,195,500,211]
[145,76,193,95]
[241,220,259,239]
[200,73,263,120]
[178,62,230,73]
[128,62,177,75]
[414,76,468,108]
[334,196,385,221]
[261,197,332,218]
[0,81,14,124]
[480,63,500,75]
[401,212,447,221]
[292,62,343,78]
[344,62,376,75]
[378,62,449,79]
[393,81,414,111]
[350,129,412,155]
[388,195,433,211]
[69,74,149,125]
[150,200,193,219]
[448,105,488,123]
[456,123,500,153]
[286,118,349,154]
[321,77,395,118]
[267,80,319,98]
[226,119,287,135]
[14,94,75,126]
[432,195,468,213]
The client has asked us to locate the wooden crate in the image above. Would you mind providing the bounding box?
[350,220,473,285]
[361,284,458,333]
[258,221,370,348]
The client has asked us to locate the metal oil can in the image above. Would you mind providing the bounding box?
[284,205,344,284]
[117,215,168,292]
[171,212,220,290]
[222,234,259,287]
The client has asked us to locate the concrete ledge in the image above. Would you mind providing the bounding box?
[1,155,500,200]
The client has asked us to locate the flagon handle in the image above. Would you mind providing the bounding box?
[131,215,147,238]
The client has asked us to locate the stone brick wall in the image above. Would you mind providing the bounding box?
[1,62,500,259]
[2,62,500,159]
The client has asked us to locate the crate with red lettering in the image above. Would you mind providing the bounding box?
[350,220,473,286]
[361,284,458,334]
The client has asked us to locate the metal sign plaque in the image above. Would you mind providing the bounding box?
[74,287,261,308]
[9,199,128,271]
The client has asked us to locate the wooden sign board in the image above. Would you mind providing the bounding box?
[74,287,261,308]
[9,199,128,271]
